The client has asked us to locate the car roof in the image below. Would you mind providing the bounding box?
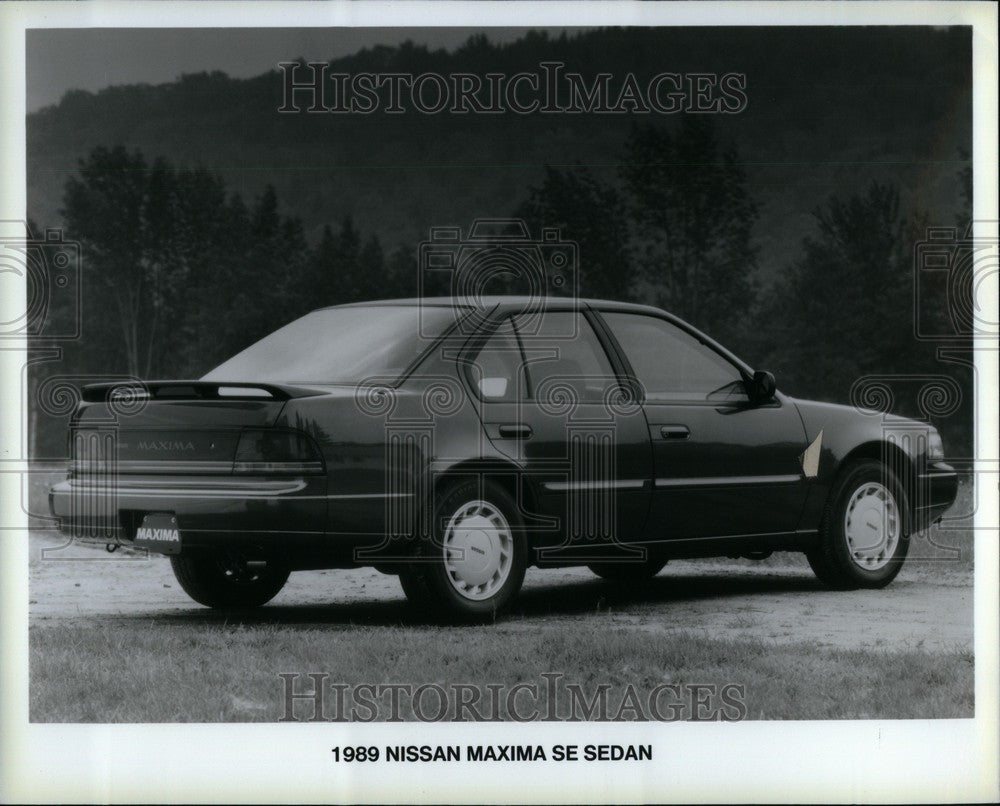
[319,296,666,316]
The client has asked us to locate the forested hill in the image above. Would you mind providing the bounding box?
[27,26,971,274]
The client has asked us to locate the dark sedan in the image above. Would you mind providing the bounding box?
[50,298,958,621]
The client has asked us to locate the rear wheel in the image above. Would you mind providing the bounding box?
[170,550,289,609]
[588,555,667,582]
[807,459,910,589]
[408,479,527,623]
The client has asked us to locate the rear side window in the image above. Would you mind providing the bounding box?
[467,311,618,404]
[601,312,746,402]
[466,319,528,402]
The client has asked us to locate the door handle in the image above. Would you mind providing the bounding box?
[660,425,690,440]
[498,424,533,440]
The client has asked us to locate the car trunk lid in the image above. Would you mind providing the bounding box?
[71,381,321,474]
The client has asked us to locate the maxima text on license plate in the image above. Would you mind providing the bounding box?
[134,512,182,555]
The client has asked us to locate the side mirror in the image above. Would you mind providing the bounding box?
[749,370,776,403]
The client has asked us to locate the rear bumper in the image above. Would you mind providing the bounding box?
[48,474,327,552]
[912,462,959,531]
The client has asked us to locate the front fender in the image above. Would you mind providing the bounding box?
[790,398,952,532]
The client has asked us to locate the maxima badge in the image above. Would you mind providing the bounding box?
[134,512,182,555]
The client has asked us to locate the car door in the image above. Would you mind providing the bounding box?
[466,310,653,558]
[595,310,810,542]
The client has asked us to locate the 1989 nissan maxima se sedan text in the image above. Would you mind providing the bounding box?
[50,298,958,621]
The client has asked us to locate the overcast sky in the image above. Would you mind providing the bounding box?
[26,27,565,112]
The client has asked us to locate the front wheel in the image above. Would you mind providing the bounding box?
[807,459,910,589]
[170,550,290,609]
[408,479,527,622]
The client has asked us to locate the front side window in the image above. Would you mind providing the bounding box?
[601,312,747,403]
[518,311,618,404]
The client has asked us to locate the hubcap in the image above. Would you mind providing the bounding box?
[443,500,513,601]
[844,482,900,571]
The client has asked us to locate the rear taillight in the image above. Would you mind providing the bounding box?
[232,429,324,475]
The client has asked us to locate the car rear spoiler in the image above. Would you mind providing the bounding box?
[80,380,323,403]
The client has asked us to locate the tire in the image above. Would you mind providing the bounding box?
[409,478,527,623]
[588,555,667,582]
[170,550,290,609]
[807,459,910,590]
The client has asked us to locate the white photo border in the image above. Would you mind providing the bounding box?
[1,2,997,803]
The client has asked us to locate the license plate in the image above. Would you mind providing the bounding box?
[134,512,182,555]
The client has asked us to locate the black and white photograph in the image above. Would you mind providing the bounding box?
[1,1,997,803]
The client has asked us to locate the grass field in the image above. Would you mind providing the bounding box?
[29,621,973,722]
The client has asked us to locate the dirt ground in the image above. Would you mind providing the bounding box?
[28,532,973,653]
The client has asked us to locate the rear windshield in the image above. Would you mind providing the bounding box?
[203,306,459,384]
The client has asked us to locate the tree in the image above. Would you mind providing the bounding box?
[168,172,243,374]
[621,117,759,344]
[332,215,363,303]
[761,181,924,403]
[306,224,340,307]
[516,165,634,301]
[62,146,158,377]
[217,184,310,358]
[62,149,313,378]
[385,244,419,298]
[359,234,387,298]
